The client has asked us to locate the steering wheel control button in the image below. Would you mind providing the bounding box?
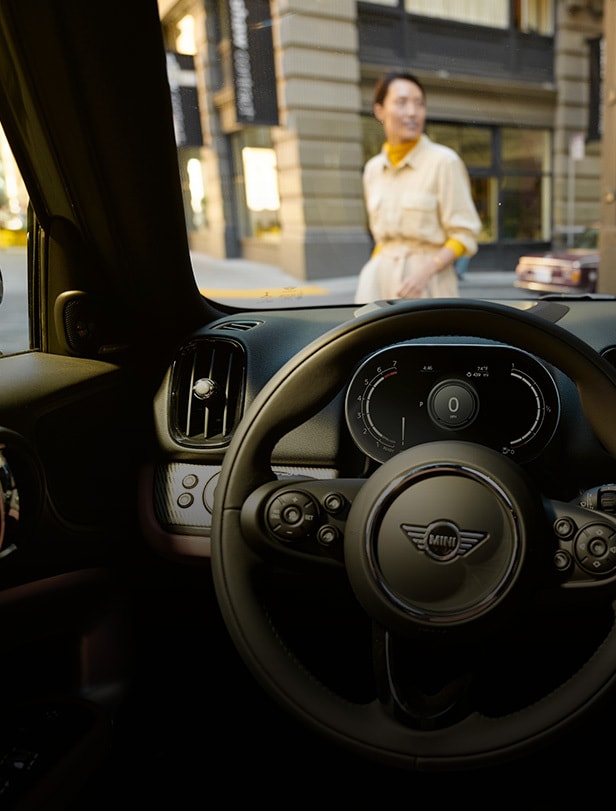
[589,538,608,556]
[575,524,616,574]
[323,492,345,514]
[281,504,302,524]
[554,517,575,538]
[177,492,194,508]
[553,550,572,571]
[427,380,478,430]
[317,525,339,546]
[266,490,318,542]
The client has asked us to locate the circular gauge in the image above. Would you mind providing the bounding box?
[345,343,560,464]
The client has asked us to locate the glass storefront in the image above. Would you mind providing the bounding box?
[432,122,551,245]
[230,128,281,241]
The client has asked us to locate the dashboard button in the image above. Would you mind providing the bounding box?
[177,492,194,508]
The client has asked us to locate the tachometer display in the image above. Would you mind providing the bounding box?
[345,343,560,463]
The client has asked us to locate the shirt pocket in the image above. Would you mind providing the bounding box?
[399,191,440,242]
[366,190,386,239]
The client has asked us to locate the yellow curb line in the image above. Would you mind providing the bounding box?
[200,285,328,298]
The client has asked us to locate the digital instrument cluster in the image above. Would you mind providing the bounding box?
[344,342,560,464]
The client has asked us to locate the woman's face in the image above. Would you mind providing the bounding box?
[374,78,426,145]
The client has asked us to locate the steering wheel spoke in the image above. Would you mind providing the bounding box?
[372,625,475,729]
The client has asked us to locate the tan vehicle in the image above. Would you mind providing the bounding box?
[515,227,600,295]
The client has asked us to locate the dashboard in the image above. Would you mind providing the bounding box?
[145,299,616,559]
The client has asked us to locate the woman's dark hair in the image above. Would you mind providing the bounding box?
[373,71,426,107]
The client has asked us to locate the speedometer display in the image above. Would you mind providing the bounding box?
[344,343,560,464]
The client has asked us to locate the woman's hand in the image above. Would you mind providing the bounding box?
[396,246,457,298]
[396,261,436,298]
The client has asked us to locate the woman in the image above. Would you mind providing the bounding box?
[355,71,481,303]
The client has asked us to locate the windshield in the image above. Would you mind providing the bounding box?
[155,0,613,310]
[0,0,610,347]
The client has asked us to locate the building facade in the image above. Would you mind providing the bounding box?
[158,0,605,279]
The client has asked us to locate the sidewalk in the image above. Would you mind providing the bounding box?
[191,252,331,296]
[190,252,518,304]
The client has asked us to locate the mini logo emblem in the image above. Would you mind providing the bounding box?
[401,520,489,562]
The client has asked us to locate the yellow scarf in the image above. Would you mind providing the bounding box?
[385,139,418,166]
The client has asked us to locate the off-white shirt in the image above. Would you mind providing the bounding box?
[355,135,482,303]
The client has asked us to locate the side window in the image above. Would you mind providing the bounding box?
[403,0,554,34]
[0,126,29,354]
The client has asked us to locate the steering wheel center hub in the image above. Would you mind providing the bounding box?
[345,443,528,631]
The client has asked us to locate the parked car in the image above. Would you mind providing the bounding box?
[514,227,600,294]
[2,2,616,809]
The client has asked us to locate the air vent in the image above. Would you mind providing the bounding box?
[170,338,246,447]
[211,319,263,332]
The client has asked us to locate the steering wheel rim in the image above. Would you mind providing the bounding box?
[211,298,616,770]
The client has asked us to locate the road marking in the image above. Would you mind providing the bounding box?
[199,285,328,298]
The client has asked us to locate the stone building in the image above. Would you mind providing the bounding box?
[158,0,605,279]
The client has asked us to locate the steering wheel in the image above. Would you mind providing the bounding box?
[210,298,616,771]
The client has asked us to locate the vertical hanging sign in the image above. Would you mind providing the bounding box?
[166,52,204,147]
[587,36,603,142]
[228,0,279,126]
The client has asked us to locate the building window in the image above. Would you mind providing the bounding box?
[163,13,208,235]
[404,0,509,28]
[231,129,281,241]
[428,123,498,243]
[500,127,552,240]
[241,147,280,238]
[390,0,555,33]
[514,0,554,35]
[431,122,551,244]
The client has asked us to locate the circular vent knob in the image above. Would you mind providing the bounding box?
[193,378,218,400]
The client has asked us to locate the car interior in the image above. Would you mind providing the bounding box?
[2,0,616,807]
